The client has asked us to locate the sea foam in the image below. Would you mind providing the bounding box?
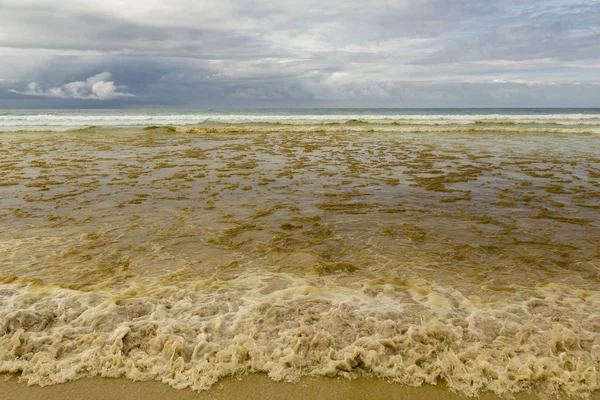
[1,112,600,132]
[1,276,599,397]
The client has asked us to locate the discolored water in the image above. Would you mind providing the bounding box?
[1,117,599,397]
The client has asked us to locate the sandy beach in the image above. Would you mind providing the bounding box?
[5,373,595,400]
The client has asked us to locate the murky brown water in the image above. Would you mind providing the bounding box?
[1,120,599,397]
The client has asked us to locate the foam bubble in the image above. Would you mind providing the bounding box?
[1,275,599,397]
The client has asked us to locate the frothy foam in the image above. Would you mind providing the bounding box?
[1,112,600,131]
[1,276,599,397]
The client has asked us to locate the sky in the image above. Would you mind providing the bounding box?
[0,0,599,108]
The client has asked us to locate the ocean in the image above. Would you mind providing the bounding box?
[1,109,599,398]
[2,108,600,131]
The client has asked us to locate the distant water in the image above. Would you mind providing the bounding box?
[1,108,600,131]
[1,111,599,398]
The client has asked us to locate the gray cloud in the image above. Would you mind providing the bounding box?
[0,0,599,107]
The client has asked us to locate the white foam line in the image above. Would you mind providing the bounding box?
[0,113,599,130]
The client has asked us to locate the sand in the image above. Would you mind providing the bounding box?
[4,373,593,400]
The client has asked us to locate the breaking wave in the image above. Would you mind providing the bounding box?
[1,111,600,132]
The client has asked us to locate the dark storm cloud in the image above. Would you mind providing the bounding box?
[1,0,599,107]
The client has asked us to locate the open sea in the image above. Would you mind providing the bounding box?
[1,108,599,397]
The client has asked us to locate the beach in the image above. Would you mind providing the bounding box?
[1,110,599,398]
[6,374,599,400]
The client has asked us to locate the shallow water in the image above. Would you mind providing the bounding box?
[1,118,599,397]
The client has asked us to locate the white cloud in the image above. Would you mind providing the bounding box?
[10,72,134,100]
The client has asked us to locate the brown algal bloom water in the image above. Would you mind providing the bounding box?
[1,115,599,398]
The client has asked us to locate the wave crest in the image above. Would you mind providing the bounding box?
[1,112,600,132]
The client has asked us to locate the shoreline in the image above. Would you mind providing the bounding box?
[4,374,595,400]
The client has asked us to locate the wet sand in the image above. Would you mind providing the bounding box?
[4,373,594,400]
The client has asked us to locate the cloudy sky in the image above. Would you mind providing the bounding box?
[0,0,599,108]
